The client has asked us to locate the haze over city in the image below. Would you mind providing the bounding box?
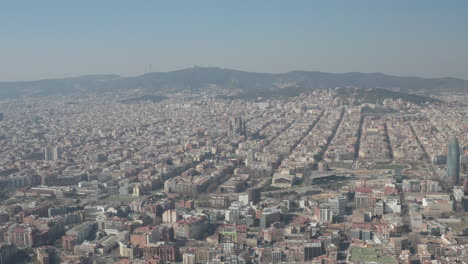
[0,1,467,264]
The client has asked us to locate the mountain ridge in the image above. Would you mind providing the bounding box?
[0,67,467,98]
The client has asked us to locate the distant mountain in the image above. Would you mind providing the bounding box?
[0,74,120,98]
[333,87,441,105]
[0,67,466,99]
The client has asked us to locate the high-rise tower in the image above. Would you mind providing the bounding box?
[446,136,460,188]
[44,147,53,161]
[228,116,247,138]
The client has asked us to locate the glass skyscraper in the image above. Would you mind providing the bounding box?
[446,136,460,188]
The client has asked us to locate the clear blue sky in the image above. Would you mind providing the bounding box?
[1,0,468,81]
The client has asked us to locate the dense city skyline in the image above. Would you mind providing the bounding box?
[0,87,466,263]
[0,1,467,264]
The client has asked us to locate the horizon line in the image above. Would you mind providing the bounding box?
[1,66,466,83]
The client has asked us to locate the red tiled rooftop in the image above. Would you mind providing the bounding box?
[355,187,373,193]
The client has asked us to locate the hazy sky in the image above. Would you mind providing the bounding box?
[2,0,468,81]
